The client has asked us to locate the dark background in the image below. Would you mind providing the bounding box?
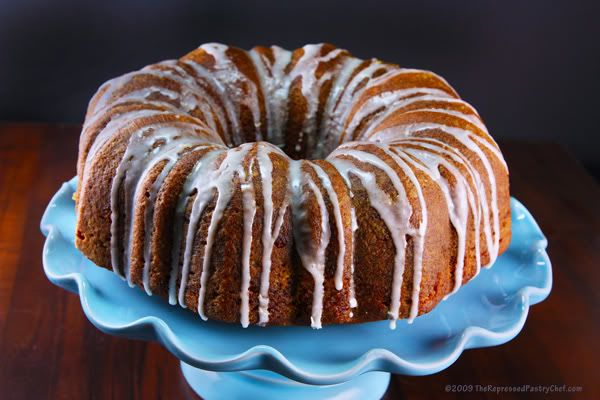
[1,0,598,176]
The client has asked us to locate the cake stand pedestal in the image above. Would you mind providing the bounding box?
[180,367,390,400]
[41,178,552,400]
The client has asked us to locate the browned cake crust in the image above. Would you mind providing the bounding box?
[75,43,511,328]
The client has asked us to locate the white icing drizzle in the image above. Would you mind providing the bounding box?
[200,43,263,143]
[144,61,227,135]
[79,43,507,330]
[332,61,396,142]
[399,143,471,295]
[355,93,466,139]
[306,178,330,329]
[330,146,426,328]
[139,141,206,295]
[398,137,485,277]
[334,156,410,328]
[317,57,363,158]
[345,89,453,140]
[267,47,294,147]
[85,109,169,166]
[182,58,242,147]
[256,143,289,325]
[239,153,257,328]
[109,124,214,283]
[370,119,505,172]
[248,47,293,146]
[374,144,428,322]
[296,46,345,156]
[348,206,359,310]
[371,122,501,264]
[309,162,346,291]
[290,160,330,329]
[185,145,252,319]
[167,148,223,305]
[87,65,218,137]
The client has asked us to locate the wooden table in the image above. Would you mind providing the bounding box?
[0,122,598,399]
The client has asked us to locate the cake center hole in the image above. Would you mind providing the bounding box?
[242,126,339,161]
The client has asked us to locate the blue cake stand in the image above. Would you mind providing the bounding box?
[41,178,552,400]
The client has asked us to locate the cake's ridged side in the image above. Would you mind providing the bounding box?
[75,43,511,328]
[128,159,169,288]
[149,146,219,296]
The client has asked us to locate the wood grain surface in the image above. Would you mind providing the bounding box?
[0,122,597,399]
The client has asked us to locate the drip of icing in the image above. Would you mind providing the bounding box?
[144,61,227,135]
[400,134,499,291]
[306,178,330,329]
[193,146,252,319]
[416,107,490,134]
[302,178,330,327]
[294,46,345,155]
[247,50,272,143]
[182,59,241,147]
[367,68,457,99]
[371,122,501,264]
[310,162,346,291]
[346,89,452,140]
[317,57,363,157]
[248,47,293,146]
[398,108,500,155]
[399,138,484,277]
[264,46,294,147]
[90,71,141,111]
[330,146,431,322]
[109,126,154,281]
[86,109,169,167]
[332,60,396,143]
[239,155,256,328]
[329,152,414,329]
[374,144,428,323]
[370,120,505,173]
[256,144,289,325]
[336,67,459,144]
[360,96,483,141]
[289,160,331,329]
[88,63,219,131]
[200,43,263,143]
[110,124,211,283]
[139,141,212,295]
[400,145,470,296]
[348,206,359,310]
[167,149,223,305]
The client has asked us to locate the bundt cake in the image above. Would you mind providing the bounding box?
[75,43,511,329]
